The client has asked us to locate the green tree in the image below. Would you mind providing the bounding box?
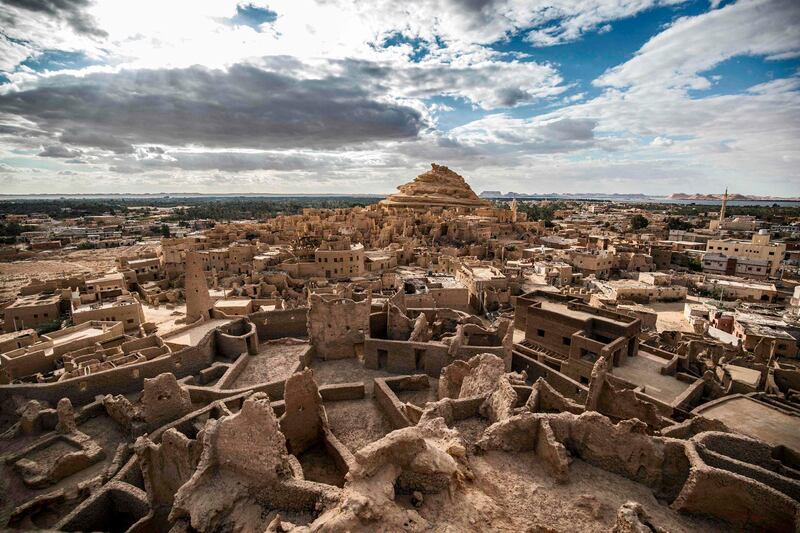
[160,224,171,237]
[630,214,649,231]
[666,217,693,231]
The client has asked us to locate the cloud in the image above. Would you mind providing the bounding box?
[0,33,34,71]
[524,0,686,46]
[339,57,565,109]
[2,0,107,37]
[452,115,598,150]
[0,63,426,150]
[595,0,800,91]
[38,143,82,157]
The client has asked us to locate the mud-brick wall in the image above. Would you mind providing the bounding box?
[512,350,588,403]
[364,338,450,376]
[525,306,585,357]
[215,321,258,358]
[0,333,216,406]
[250,308,308,340]
[363,337,505,377]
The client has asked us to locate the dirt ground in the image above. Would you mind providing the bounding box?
[638,301,694,333]
[411,450,729,532]
[324,399,394,454]
[0,243,160,301]
[230,344,308,388]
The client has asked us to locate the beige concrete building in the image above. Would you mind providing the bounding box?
[705,232,786,276]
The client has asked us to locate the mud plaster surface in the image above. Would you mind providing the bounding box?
[309,357,395,395]
[0,414,127,520]
[408,451,729,533]
[324,399,393,454]
[230,344,308,388]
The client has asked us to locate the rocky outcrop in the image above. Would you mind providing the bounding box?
[380,163,491,210]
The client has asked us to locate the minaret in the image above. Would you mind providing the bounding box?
[718,188,728,231]
[184,251,212,322]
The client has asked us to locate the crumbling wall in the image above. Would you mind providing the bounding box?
[308,294,370,360]
[280,369,328,455]
[586,357,666,429]
[141,373,193,429]
[250,307,308,340]
[170,394,339,532]
[135,428,202,513]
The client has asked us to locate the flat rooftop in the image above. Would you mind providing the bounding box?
[214,299,252,308]
[466,266,505,280]
[50,324,113,346]
[537,299,634,327]
[693,395,800,451]
[7,293,61,308]
[613,351,691,403]
[163,318,234,346]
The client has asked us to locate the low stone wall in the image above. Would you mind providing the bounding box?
[373,377,414,429]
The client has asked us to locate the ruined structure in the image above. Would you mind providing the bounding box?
[184,251,213,323]
[1,165,798,532]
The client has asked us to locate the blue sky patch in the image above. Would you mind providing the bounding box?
[229,3,277,30]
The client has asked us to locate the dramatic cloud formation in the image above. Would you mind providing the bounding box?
[0,64,426,149]
[0,0,798,195]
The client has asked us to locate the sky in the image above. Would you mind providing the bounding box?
[0,0,798,196]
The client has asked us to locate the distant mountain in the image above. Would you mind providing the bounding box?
[480,191,650,200]
[668,192,800,201]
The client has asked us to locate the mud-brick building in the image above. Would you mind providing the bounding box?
[515,291,641,384]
